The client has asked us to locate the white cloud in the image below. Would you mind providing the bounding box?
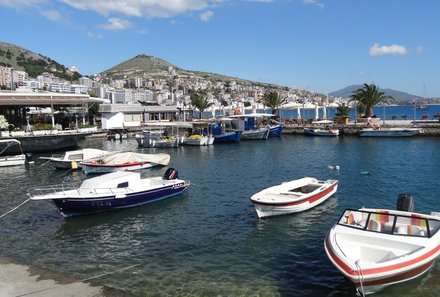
[0,0,46,9]
[303,0,324,9]
[87,31,104,39]
[60,0,210,18]
[40,9,62,22]
[100,18,132,30]
[369,43,407,56]
[200,10,213,22]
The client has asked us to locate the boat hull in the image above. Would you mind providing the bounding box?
[0,154,26,167]
[81,162,156,174]
[304,128,339,136]
[182,135,214,146]
[241,128,270,140]
[135,134,179,148]
[251,180,338,218]
[50,160,81,170]
[324,232,439,294]
[268,124,283,137]
[358,128,421,137]
[52,182,189,216]
[213,131,242,143]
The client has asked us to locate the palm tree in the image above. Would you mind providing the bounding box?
[190,90,212,119]
[350,83,393,118]
[261,91,288,117]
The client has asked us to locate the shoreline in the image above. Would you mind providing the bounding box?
[0,256,134,297]
[283,120,440,136]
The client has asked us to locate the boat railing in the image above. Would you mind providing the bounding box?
[338,209,440,239]
[28,184,132,198]
[28,183,80,198]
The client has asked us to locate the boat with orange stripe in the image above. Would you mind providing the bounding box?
[324,195,440,295]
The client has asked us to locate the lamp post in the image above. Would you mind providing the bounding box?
[26,115,30,133]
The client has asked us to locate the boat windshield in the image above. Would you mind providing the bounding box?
[338,209,440,238]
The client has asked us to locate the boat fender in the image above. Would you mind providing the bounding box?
[71,161,78,169]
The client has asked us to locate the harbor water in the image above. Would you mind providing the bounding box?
[1,135,440,297]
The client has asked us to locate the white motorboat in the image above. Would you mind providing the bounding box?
[304,120,339,136]
[181,134,215,146]
[250,177,338,218]
[80,151,170,174]
[0,139,26,167]
[325,201,440,295]
[135,130,180,148]
[180,122,215,146]
[304,127,339,136]
[358,127,421,137]
[28,168,190,217]
[40,148,108,169]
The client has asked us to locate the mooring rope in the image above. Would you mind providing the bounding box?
[0,198,31,219]
[355,260,366,297]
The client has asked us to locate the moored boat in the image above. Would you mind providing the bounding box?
[0,139,26,167]
[28,168,189,217]
[230,113,271,140]
[80,151,170,174]
[324,198,440,295]
[268,123,284,137]
[303,120,339,136]
[40,148,108,169]
[358,127,421,137]
[135,130,180,148]
[180,122,215,146]
[250,177,338,218]
[210,120,242,143]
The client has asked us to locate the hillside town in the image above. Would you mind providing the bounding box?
[0,58,345,132]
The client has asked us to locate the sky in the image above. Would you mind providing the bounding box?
[0,0,439,97]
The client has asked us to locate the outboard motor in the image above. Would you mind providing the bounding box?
[163,168,179,180]
[396,193,414,212]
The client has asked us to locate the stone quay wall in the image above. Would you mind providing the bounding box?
[283,121,440,136]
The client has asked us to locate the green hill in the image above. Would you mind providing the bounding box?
[0,41,81,81]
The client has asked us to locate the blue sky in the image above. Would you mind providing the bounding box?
[0,0,439,97]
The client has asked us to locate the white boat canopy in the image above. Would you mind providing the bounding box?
[97,152,170,166]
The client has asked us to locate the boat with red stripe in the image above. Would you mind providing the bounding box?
[324,196,440,295]
[250,177,338,218]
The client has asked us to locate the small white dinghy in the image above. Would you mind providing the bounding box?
[250,177,338,218]
[324,194,440,295]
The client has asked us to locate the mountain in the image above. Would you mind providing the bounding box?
[330,85,421,102]
[101,54,180,80]
[100,54,262,85]
[0,41,80,80]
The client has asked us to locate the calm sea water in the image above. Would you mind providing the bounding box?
[1,132,440,296]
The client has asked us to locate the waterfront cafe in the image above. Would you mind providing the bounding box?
[99,104,194,130]
[0,91,107,131]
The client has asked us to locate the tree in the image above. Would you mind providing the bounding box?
[190,90,212,119]
[350,83,393,118]
[261,91,287,117]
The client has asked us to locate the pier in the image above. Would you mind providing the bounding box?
[282,120,440,136]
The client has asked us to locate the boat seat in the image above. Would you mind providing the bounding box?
[407,225,425,236]
[367,219,381,232]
